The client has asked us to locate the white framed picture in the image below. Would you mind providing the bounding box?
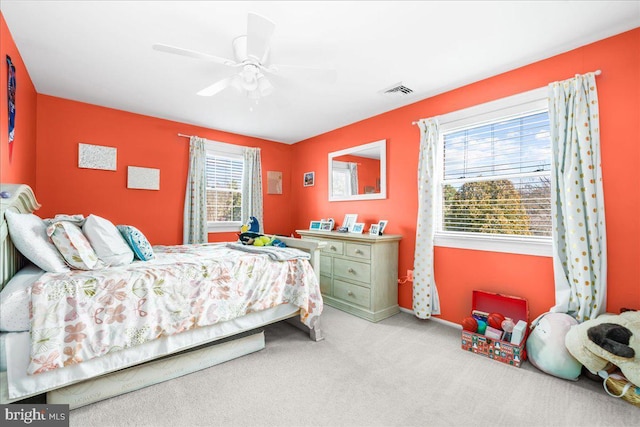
[310,221,322,230]
[342,214,358,231]
[351,223,365,234]
[304,171,315,187]
[369,224,380,235]
[378,220,388,235]
[320,221,333,231]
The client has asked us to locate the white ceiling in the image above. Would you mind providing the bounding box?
[2,1,639,144]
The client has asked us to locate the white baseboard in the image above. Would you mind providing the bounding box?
[399,307,462,329]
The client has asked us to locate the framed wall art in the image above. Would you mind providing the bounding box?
[304,171,315,187]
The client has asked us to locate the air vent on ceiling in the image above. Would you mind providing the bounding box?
[379,82,414,96]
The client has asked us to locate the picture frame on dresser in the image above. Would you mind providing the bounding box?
[369,224,380,235]
[378,220,388,235]
[320,221,333,231]
[351,223,364,234]
[342,214,358,231]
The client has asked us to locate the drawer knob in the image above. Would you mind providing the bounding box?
[347,291,355,297]
[347,268,355,274]
[355,249,363,254]
[330,245,337,251]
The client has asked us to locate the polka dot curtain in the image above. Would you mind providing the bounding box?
[413,119,441,319]
[183,136,208,244]
[548,72,607,322]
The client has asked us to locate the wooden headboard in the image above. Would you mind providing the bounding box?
[0,184,41,289]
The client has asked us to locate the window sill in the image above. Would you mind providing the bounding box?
[207,222,242,233]
[434,232,552,257]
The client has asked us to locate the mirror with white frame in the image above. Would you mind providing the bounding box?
[328,139,387,201]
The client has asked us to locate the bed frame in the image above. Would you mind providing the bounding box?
[0,183,324,408]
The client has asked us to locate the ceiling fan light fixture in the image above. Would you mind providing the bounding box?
[257,75,274,97]
[240,64,259,91]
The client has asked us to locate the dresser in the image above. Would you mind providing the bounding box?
[297,230,401,322]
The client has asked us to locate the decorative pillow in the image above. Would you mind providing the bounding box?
[47,221,103,270]
[4,210,70,273]
[0,264,44,331]
[83,214,134,266]
[117,225,155,261]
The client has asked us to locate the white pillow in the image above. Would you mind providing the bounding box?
[0,264,44,331]
[4,210,69,273]
[83,214,134,266]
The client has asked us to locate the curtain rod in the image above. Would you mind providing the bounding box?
[411,69,602,125]
[177,133,194,138]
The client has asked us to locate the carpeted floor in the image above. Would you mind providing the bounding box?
[69,306,638,427]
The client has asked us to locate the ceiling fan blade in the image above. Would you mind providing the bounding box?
[197,77,234,97]
[266,64,337,84]
[153,43,239,68]
[246,13,275,62]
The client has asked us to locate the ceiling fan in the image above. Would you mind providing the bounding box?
[153,13,336,101]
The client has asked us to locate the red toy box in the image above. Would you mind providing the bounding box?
[461,290,529,367]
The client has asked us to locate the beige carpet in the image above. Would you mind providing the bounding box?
[70,306,638,427]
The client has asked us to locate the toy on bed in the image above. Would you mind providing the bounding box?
[564,310,639,405]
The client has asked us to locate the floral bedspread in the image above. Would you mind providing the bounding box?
[27,243,322,375]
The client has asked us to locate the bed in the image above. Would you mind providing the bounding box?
[0,183,324,408]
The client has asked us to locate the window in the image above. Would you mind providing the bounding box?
[205,141,244,232]
[435,88,552,256]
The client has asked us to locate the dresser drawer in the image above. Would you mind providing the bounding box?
[333,258,371,285]
[345,243,371,260]
[322,240,344,255]
[319,274,332,295]
[334,280,370,309]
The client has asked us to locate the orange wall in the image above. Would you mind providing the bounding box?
[0,13,37,189]
[35,95,295,245]
[291,28,640,324]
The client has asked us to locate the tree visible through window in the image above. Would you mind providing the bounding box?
[440,111,551,237]
[205,155,243,223]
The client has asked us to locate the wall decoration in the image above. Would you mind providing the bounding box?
[6,56,16,146]
[304,171,315,187]
[267,171,283,194]
[127,166,160,190]
[78,143,117,171]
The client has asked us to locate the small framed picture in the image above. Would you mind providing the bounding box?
[320,221,333,231]
[378,220,388,235]
[351,223,365,234]
[304,171,315,187]
[342,214,358,231]
[369,224,380,235]
[309,220,322,230]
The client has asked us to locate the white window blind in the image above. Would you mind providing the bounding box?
[440,110,552,239]
[205,155,243,224]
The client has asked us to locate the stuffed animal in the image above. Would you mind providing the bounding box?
[526,312,582,380]
[565,310,640,387]
[239,216,260,233]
